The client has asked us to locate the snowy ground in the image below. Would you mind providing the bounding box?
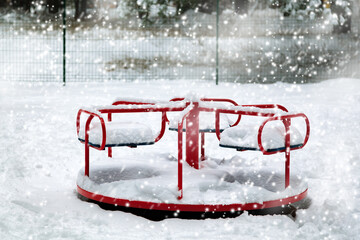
[1,79,360,239]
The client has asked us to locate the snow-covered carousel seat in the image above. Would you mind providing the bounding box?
[78,121,155,148]
[219,121,304,152]
[169,112,232,132]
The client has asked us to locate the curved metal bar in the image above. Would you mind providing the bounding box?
[283,118,291,188]
[257,113,310,155]
[171,97,239,107]
[76,109,107,151]
[78,185,308,212]
[171,97,242,129]
[170,97,185,102]
[215,110,221,140]
[242,104,288,113]
[243,104,290,129]
[258,113,310,188]
[155,111,167,142]
[84,115,93,176]
[177,119,184,200]
[177,106,194,200]
[111,100,169,143]
[213,107,289,142]
[201,98,241,127]
[109,99,157,126]
[107,112,112,157]
[201,98,238,106]
[80,112,106,177]
[112,100,156,105]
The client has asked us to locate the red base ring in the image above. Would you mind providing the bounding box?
[77,185,308,212]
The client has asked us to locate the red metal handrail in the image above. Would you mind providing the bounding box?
[242,104,288,113]
[257,113,310,155]
[76,109,107,151]
[155,111,167,142]
[170,97,241,127]
[213,108,277,140]
[110,100,156,121]
[176,105,194,200]
[170,97,238,106]
[111,100,168,143]
[258,113,310,188]
[78,105,186,176]
[201,98,241,127]
[76,109,107,177]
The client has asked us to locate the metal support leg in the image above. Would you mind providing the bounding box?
[84,116,94,177]
[284,120,291,188]
[285,147,290,188]
[185,103,200,169]
[201,132,206,161]
[85,143,89,177]
[178,121,184,200]
[108,147,112,158]
[108,113,112,158]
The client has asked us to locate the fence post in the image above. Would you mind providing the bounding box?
[215,0,219,85]
[62,0,67,86]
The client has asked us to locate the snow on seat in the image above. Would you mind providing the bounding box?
[219,122,304,152]
[78,121,155,148]
[169,112,231,132]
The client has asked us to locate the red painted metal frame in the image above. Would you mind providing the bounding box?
[77,104,184,178]
[170,97,241,127]
[185,102,200,169]
[212,105,291,141]
[108,100,163,158]
[77,185,308,212]
[201,98,241,127]
[169,97,241,164]
[201,132,205,161]
[258,113,310,188]
[76,109,107,176]
[242,104,288,113]
[177,106,194,200]
[77,98,310,208]
[257,113,310,155]
[212,108,310,189]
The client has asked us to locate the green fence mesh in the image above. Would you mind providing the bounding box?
[0,1,359,83]
[0,14,63,82]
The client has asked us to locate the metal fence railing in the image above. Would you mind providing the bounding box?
[0,1,359,84]
[0,15,63,82]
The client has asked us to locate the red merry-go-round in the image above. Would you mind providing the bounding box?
[76,96,310,219]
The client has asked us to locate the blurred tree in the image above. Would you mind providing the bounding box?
[269,0,352,33]
[234,0,248,14]
[173,0,198,15]
[47,0,61,13]
[197,0,215,14]
[0,0,8,7]
[75,0,87,19]
[124,0,249,23]
[331,0,352,33]
[11,0,31,11]
[8,0,62,13]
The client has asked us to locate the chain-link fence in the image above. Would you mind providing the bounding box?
[0,0,359,83]
[0,11,63,82]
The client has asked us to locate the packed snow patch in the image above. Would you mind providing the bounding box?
[78,121,155,146]
[77,156,307,205]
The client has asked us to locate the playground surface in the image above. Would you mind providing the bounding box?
[0,79,359,239]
